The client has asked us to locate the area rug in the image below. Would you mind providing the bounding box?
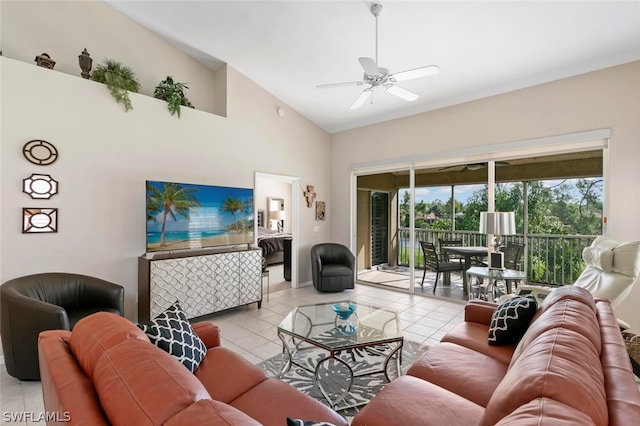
[257,339,429,419]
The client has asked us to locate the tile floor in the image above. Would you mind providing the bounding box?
[0,277,466,425]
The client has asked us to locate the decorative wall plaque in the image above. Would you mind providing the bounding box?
[304,185,316,207]
[316,201,326,221]
[23,174,58,199]
[23,140,58,165]
[22,208,58,233]
[34,53,56,69]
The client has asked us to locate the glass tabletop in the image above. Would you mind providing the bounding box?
[466,266,526,280]
[277,301,402,351]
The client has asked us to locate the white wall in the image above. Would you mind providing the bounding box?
[330,60,640,331]
[0,57,331,320]
[1,0,220,114]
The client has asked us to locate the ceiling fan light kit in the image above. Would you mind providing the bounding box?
[317,3,440,109]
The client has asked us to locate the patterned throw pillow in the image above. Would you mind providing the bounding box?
[488,296,538,346]
[287,418,337,426]
[137,301,207,372]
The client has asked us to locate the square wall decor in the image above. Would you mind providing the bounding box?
[23,208,58,233]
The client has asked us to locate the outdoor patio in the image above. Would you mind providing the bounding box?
[357,266,468,302]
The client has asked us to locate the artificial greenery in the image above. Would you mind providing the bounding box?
[91,59,140,111]
[153,76,194,118]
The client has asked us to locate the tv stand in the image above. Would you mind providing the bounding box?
[138,247,262,322]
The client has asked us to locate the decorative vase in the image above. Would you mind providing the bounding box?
[78,48,92,79]
[332,303,357,336]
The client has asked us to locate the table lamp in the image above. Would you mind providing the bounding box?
[270,210,285,232]
[479,211,516,269]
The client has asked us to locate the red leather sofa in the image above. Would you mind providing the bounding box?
[38,312,347,425]
[353,286,640,425]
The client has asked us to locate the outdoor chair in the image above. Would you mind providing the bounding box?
[420,241,465,294]
[438,238,464,261]
[1,273,124,380]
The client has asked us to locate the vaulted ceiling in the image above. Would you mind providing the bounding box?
[107,1,640,134]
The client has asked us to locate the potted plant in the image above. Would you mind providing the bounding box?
[91,59,140,111]
[153,76,194,118]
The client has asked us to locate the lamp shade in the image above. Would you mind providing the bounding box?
[479,212,516,235]
[270,210,285,221]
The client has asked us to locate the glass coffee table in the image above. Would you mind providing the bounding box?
[277,301,403,410]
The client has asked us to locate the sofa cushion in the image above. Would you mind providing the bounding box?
[531,285,597,324]
[69,311,149,379]
[194,346,268,403]
[93,338,211,426]
[488,296,537,345]
[480,326,607,426]
[494,398,596,425]
[321,264,352,277]
[38,330,110,425]
[229,378,348,426]
[441,321,516,365]
[407,342,508,407]
[138,301,207,373]
[351,375,484,426]
[511,291,601,366]
[164,399,261,426]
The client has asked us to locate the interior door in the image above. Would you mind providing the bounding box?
[371,191,389,266]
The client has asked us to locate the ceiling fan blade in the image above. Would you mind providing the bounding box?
[358,57,379,76]
[438,165,463,172]
[350,89,373,110]
[385,85,418,102]
[390,65,440,82]
[316,81,364,89]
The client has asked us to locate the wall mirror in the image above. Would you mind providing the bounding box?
[267,197,284,231]
[23,173,58,199]
[23,208,58,233]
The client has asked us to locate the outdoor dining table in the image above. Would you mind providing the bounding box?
[441,246,488,293]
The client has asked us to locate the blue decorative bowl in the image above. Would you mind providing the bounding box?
[332,303,356,319]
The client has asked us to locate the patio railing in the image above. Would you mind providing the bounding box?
[397,228,598,286]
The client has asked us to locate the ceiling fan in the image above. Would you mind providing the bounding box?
[317,3,440,109]
[438,162,511,172]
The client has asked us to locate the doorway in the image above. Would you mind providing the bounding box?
[371,191,389,266]
[351,130,609,300]
[255,172,299,294]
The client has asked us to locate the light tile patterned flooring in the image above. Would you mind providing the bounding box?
[1,267,465,425]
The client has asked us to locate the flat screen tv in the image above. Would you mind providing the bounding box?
[146,180,254,253]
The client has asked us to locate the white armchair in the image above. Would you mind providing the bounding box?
[573,236,640,308]
[514,236,640,326]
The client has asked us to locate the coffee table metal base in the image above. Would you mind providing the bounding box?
[277,331,403,410]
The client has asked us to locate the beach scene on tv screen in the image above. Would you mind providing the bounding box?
[146,180,254,252]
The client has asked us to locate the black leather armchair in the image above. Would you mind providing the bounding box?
[311,243,356,292]
[1,273,124,380]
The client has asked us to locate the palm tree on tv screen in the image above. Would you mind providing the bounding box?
[222,196,246,232]
[147,183,201,246]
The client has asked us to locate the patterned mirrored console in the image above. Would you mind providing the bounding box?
[138,248,262,322]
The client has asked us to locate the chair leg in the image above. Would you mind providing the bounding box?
[433,272,440,294]
[421,268,427,287]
